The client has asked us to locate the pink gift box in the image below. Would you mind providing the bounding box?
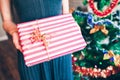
[17,14,86,67]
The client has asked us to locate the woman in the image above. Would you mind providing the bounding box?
[0,0,73,80]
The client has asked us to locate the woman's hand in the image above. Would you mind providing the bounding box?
[3,21,22,52]
[1,0,22,51]
[12,31,22,52]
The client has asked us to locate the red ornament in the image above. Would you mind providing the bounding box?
[72,57,77,63]
[88,0,119,17]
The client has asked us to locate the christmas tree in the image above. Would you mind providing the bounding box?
[72,0,120,80]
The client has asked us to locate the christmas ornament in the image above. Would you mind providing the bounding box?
[73,63,120,78]
[88,0,119,17]
[114,54,120,66]
[103,50,120,66]
[103,50,114,60]
[90,25,108,35]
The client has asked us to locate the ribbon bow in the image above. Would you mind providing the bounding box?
[31,28,41,42]
[90,25,108,35]
[31,28,50,60]
[103,50,114,60]
[103,50,120,66]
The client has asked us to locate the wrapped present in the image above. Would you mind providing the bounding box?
[17,14,86,67]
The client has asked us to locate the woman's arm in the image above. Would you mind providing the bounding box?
[0,0,22,51]
[0,0,12,21]
[0,0,17,35]
[62,0,69,14]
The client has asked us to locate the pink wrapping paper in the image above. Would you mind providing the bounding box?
[17,14,86,66]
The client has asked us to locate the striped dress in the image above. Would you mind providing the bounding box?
[13,0,73,80]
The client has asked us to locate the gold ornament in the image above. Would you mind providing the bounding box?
[103,50,120,66]
[90,25,108,35]
[103,50,114,60]
[113,54,120,66]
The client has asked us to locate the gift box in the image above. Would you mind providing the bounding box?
[17,14,86,67]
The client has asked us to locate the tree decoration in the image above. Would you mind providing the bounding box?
[72,57,120,78]
[74,11,120,29]
[83,0,111,11]
[89,25,108,35]
[88,0,119,17]
[103,50,114,60]
[72,10,120,79]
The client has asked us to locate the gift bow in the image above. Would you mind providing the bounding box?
[103,50,114,60]
[31,28,50,60]
[90,25,108,35]
[103,50,120,66]
[31,28,41,42]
